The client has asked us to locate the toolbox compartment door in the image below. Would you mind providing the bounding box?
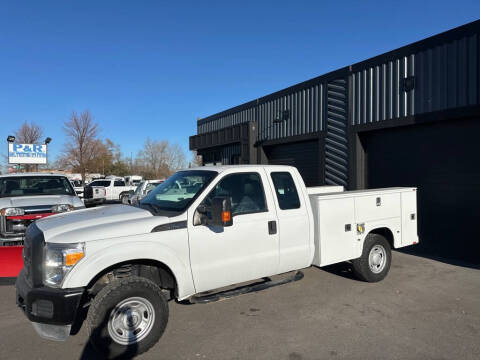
[311,197,356,267]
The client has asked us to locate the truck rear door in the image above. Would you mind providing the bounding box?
[188,169,280,293]
[264,169,312,273]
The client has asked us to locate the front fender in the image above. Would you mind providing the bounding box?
[62,235,196,300]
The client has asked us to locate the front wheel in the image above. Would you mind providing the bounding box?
[86,276,169,359]
[352,233,391,282]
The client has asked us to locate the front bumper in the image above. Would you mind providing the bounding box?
[0,235,24,246]
[83,197,104,205]
[16,269,85,340]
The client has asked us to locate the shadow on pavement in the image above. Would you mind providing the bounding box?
[398,247,480,270]
[79,308,139,360]
[0,277,16,286]
[320,262,356,280]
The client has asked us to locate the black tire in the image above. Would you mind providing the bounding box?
[86,276,169,359]
[120,194,130,205]
[352,233,391,282]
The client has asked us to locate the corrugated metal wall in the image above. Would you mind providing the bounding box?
[201,143,241,165]
[257,83,323,141]
[415,33,478,114]
[198,84,325,140]
[352,55,415,124]
[221,143,241,164]
[198,107,255,134]
[324,78,349,186]
[351,32,479,125]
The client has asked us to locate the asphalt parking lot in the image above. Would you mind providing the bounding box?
[1,251,479,360]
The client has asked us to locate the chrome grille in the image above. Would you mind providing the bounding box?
[23,223,44,287]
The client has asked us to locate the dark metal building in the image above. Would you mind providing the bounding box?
[190,20,480,264]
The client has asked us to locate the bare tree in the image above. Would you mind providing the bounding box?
[14,121,44,171]
[61,110,100,183]
[190,151,203,167]
[15,121,43,144]
[135,138,186,179]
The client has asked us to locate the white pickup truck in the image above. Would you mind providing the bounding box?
[88,178,136,203]
[15,165,418,359]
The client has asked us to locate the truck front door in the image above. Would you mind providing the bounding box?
[188,170,279,293]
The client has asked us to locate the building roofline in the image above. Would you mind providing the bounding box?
[197,19,480,126]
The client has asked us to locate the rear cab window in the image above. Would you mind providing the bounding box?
[90,180,111,187]
[114,181,126,187]
[270,172,301,210]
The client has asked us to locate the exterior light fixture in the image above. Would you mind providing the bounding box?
[7,135,15,143]
[44,137,52,144]
[274,110,290,123]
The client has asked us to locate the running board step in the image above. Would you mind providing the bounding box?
[189,271,304,304]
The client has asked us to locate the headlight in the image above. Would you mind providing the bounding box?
[0,207,25,216]
[51,204,74,213]
[44,242,85,287]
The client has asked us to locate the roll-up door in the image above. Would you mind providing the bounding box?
[360,117,480,264]
[264,140,320,187]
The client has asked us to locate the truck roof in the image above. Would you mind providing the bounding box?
[187,165,296,173]
[0,172,68,178]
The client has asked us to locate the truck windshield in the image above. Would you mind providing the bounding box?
[134,182,145,195]
[140,170,217,215]
[0,176,75,197]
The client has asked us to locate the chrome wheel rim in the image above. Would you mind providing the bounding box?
[107,297,155,345]
[368,245,387,274]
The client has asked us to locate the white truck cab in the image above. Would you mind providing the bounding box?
[15,165,418,358]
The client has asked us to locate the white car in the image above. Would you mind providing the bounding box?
[0,173,84,246]
[16,165,418,358]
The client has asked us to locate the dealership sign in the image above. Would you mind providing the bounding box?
[8,143,47,164]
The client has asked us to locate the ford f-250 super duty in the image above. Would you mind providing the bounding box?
[15,165,418,358]
[1,173,84,246]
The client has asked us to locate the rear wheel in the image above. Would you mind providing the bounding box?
[352,233,391,282]
[120,194,130,204]
[86,276,168,359]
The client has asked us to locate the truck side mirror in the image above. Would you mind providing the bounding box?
[209,196,233,227]
[194,197,233,227]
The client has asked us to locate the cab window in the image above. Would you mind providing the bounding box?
[271,172,300,210]
[204,173,267,216]
[114,180,125,187]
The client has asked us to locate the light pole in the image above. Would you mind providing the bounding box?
[6,135,16,172]
[37,137,52,172]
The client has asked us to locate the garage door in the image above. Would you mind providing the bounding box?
[264,140,320,187]
[360,118,480,264]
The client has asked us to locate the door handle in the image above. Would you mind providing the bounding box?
[268,220,277,235]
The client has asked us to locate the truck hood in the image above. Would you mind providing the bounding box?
[35,205,166,244]
[0,195,83,209]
